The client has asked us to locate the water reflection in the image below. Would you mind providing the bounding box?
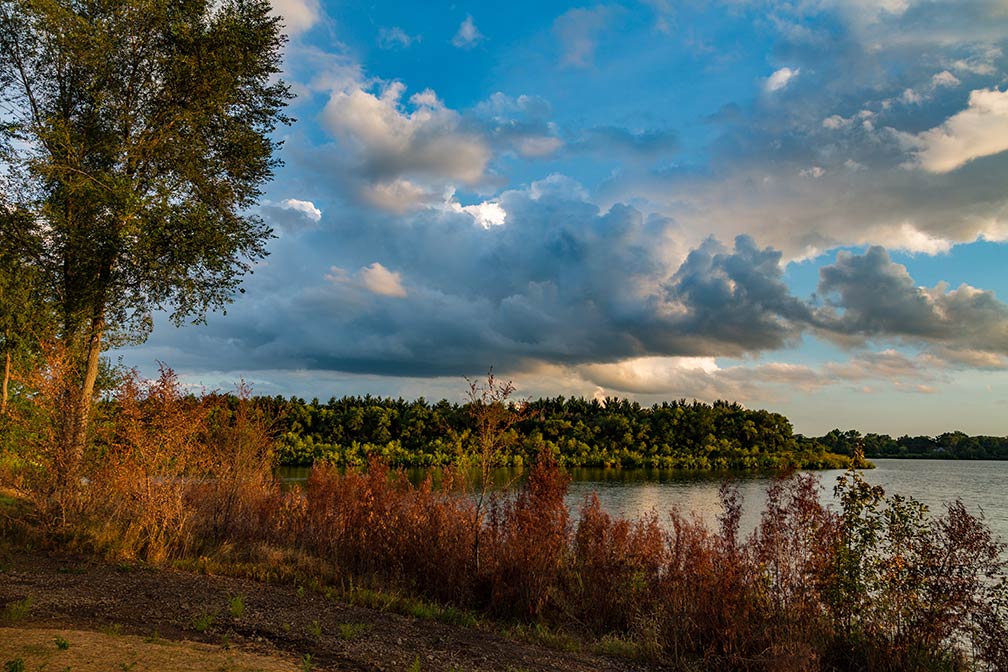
[278,459,1008,542]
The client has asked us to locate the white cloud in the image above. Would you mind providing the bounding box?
[579,356,719,395]
[516,136,564,157]
[378,26,419,49]
[359,262,408,297]
[950,46,1002,75]
[901,88,1008,173]
[529,173,590,201]
[280,198,321,222]
[328,263,408,298]
[445,193,508,228]
[888,223,954,254]
[269,0,320,36]
[452,15,484,48]
[260,198,322,232]
[765,67,799,93]
[361,179,435,213]
[931,70,960,89]
[321,80,491,191]
[822,114,852,130]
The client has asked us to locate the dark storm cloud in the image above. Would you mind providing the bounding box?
[129,195,805,376]
[816,246,1008,354]
[128,184,1008,380]
[661,236,813,353]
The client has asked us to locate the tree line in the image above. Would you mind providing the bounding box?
[253,394,852,470]
[809,428,1008,460]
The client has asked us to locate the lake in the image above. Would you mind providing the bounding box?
[281,459,1008,544]
[564,458,1008,542]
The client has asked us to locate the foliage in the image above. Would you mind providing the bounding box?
[265,394,850,471]
[1,597,31,624]
[227,593,245,619]
[1,358,277,558]
[0,0,291,478]
[810,428,1008,460]
[2,366,1005,669]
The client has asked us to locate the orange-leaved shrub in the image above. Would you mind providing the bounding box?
[481,453,570,619]
[294,459,476,603]
[3,356,1006,670]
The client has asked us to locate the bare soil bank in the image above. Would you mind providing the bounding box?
[0,548,650,672]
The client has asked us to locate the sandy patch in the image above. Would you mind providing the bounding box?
[0,627,302,672]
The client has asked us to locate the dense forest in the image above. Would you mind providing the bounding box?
[810,428,1008,460]
[249,395,853,470]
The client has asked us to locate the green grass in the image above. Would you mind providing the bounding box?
[54,635,70,650]
[337,622,367,640]
[227,593,245,618]
[190,612,215,633]
[592,634,643,660]
[1,597,31,624]
[2,659,24,672]
[101,623,123,636]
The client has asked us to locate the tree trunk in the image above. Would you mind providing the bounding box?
[1,348,9,417]
[70,314,103,465]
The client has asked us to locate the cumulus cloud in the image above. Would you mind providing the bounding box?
[322,82,490,185]
[765,67,799,92]
[327,262,408,298]
[816,246,1008,355]
[473,93,563,158]
[359,263,408,297]
[446,195,507,228]
[573,349,948,403]
[260,198,322,232]
[360,179,436,213]
[452,15,485,48]
[931,70,961,89]
[122,177,1008,396]
[662,236,813,354]
[269,0,320,36]
[578,356,720,395]
[899,88,1008,173]
[319,80,491,210]
[554,6,615,67]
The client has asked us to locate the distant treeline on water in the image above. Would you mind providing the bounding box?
[251,395,855,470]
[809,428,1008,460]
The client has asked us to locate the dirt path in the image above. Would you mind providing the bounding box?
[0,548,653,672]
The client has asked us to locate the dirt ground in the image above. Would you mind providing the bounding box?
[0,548,653,672]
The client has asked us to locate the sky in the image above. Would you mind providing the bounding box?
[119,0,1008,437]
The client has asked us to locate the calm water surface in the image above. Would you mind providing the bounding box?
[282,459,1007,542]
[564,459,1008,542]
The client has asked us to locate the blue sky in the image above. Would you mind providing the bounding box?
[121,0,1008,436]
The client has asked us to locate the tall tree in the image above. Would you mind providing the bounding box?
[0,0,290,467]
[0,207,50,416]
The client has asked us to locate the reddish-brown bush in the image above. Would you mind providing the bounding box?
[482,454,570,619]
[5,363,1006,671]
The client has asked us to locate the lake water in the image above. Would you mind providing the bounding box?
[564,459,1008,543]
[282,459,1008,544]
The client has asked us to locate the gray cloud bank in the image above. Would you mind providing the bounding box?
[133,184,1008,381]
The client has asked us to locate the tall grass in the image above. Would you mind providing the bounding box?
[1,355,1005,670]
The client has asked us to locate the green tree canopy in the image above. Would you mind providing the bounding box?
[0,0,291,458]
